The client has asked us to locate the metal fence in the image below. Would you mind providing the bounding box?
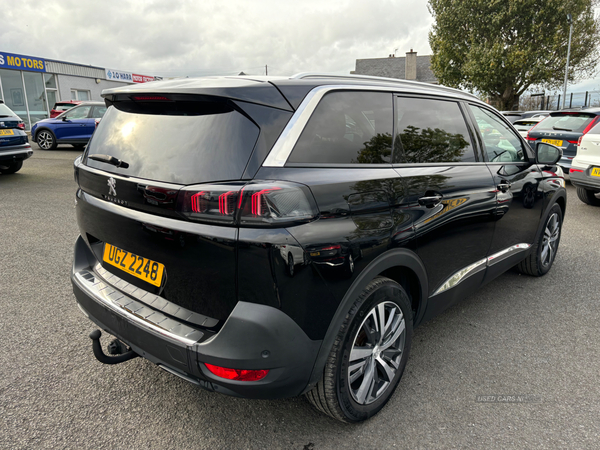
[519,90,600,111]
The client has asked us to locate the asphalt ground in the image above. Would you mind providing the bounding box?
[1,145,599,449]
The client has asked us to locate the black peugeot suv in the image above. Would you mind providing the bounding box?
[71,74,566,422]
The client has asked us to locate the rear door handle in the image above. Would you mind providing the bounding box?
[418,194,443,208]
[497,181,512,192]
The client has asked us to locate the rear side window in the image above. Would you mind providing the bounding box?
[288,91,393,164]
[394,97,475,163]
[85,101,259,184]
[536,113,596,133]
[65,106,91,120]
[91,105,107,118]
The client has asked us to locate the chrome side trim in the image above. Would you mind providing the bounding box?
[262,84,480,167]
[432,258,487,296]
[73,269,203,346]
[486,243,531,266]
[432,243,531,296]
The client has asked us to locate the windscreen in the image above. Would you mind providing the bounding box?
[536,114,595,133]
[84,101,260,185]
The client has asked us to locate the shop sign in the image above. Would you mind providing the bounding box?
[0,51,46,72]
[106,69,155,83]
[106,69,133,82]
[132,74,155,83]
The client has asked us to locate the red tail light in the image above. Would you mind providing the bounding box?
[205,363,269,381]
[570,168,584,173]
[581,116,600,135]
[17,122,25,130]
[577,136,583,146]
[131,95,171,101]
[178,181,318,227]
[567,140,578,144]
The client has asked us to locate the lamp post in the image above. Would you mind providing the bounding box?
[562,13,573,109]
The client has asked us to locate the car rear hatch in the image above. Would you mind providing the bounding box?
[0,105,27,147]
[527,112,600,163]
[75,87,292,328]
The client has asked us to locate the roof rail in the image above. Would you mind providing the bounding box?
[290,72,478,99]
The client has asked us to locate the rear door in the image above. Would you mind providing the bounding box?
[391,96,497,318]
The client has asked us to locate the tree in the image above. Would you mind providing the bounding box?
[428,0,600,110]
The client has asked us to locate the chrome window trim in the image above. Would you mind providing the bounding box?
[432,243,531,296]
[262,84,481,168]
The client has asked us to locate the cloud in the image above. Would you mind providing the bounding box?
[1,0,434,77]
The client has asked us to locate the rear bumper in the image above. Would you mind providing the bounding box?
[71,235,321,399]
[0,144,33,162]
[569,169,600,191]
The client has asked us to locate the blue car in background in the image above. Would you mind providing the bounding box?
[32,102,107,150]
[0,100,32,174]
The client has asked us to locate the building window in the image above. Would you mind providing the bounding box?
[71,89,90,101]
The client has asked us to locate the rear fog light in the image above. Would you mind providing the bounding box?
[204,363,269,381]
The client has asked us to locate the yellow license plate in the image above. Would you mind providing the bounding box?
[0,129,15,136]
[542,138,563,147]
[103,243,165,287]
[591,167,600,177]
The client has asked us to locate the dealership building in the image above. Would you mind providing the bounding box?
[0,51,158,130]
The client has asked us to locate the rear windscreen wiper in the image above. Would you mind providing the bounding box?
[88,154,129,169]
[552,126,573,131]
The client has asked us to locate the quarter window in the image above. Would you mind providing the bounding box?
[288,91,393,164]
[469,105,526,163]
[394,97,475,163]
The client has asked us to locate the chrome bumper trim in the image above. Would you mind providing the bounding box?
[73,269,203,346]
[93,264,219,328]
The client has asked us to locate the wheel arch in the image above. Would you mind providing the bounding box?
[302,248,428,393]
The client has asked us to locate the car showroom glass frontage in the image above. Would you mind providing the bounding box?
[1,50,157,130]
[0,69,62,130]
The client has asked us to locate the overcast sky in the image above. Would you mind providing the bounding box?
[2,0,599,91]
[2,0,433,77]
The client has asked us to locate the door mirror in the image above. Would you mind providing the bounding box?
[535,142,562,165]
[62,115,69,121]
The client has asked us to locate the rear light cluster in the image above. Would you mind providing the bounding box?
[17,121,25,130]
[178,180,318,227]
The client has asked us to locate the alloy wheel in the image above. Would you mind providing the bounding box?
[348,301,406,405]
[37,131,54,150]
[541,212,560,267]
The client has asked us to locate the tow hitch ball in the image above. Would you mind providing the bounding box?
[89,330,139,365]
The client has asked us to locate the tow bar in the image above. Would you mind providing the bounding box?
[89,330,139,364]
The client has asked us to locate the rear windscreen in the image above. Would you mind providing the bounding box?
[84,101,259,184]
[536,114,595,133]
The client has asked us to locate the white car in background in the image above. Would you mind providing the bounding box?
[512,116,546,138]
[570,121,600,205]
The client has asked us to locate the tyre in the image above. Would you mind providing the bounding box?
[36,130,57,150]
[287,253,295,277]
[305,276,413,423]
[0,160,23,174]
[517,203,562,276]
[576,187,600,206]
